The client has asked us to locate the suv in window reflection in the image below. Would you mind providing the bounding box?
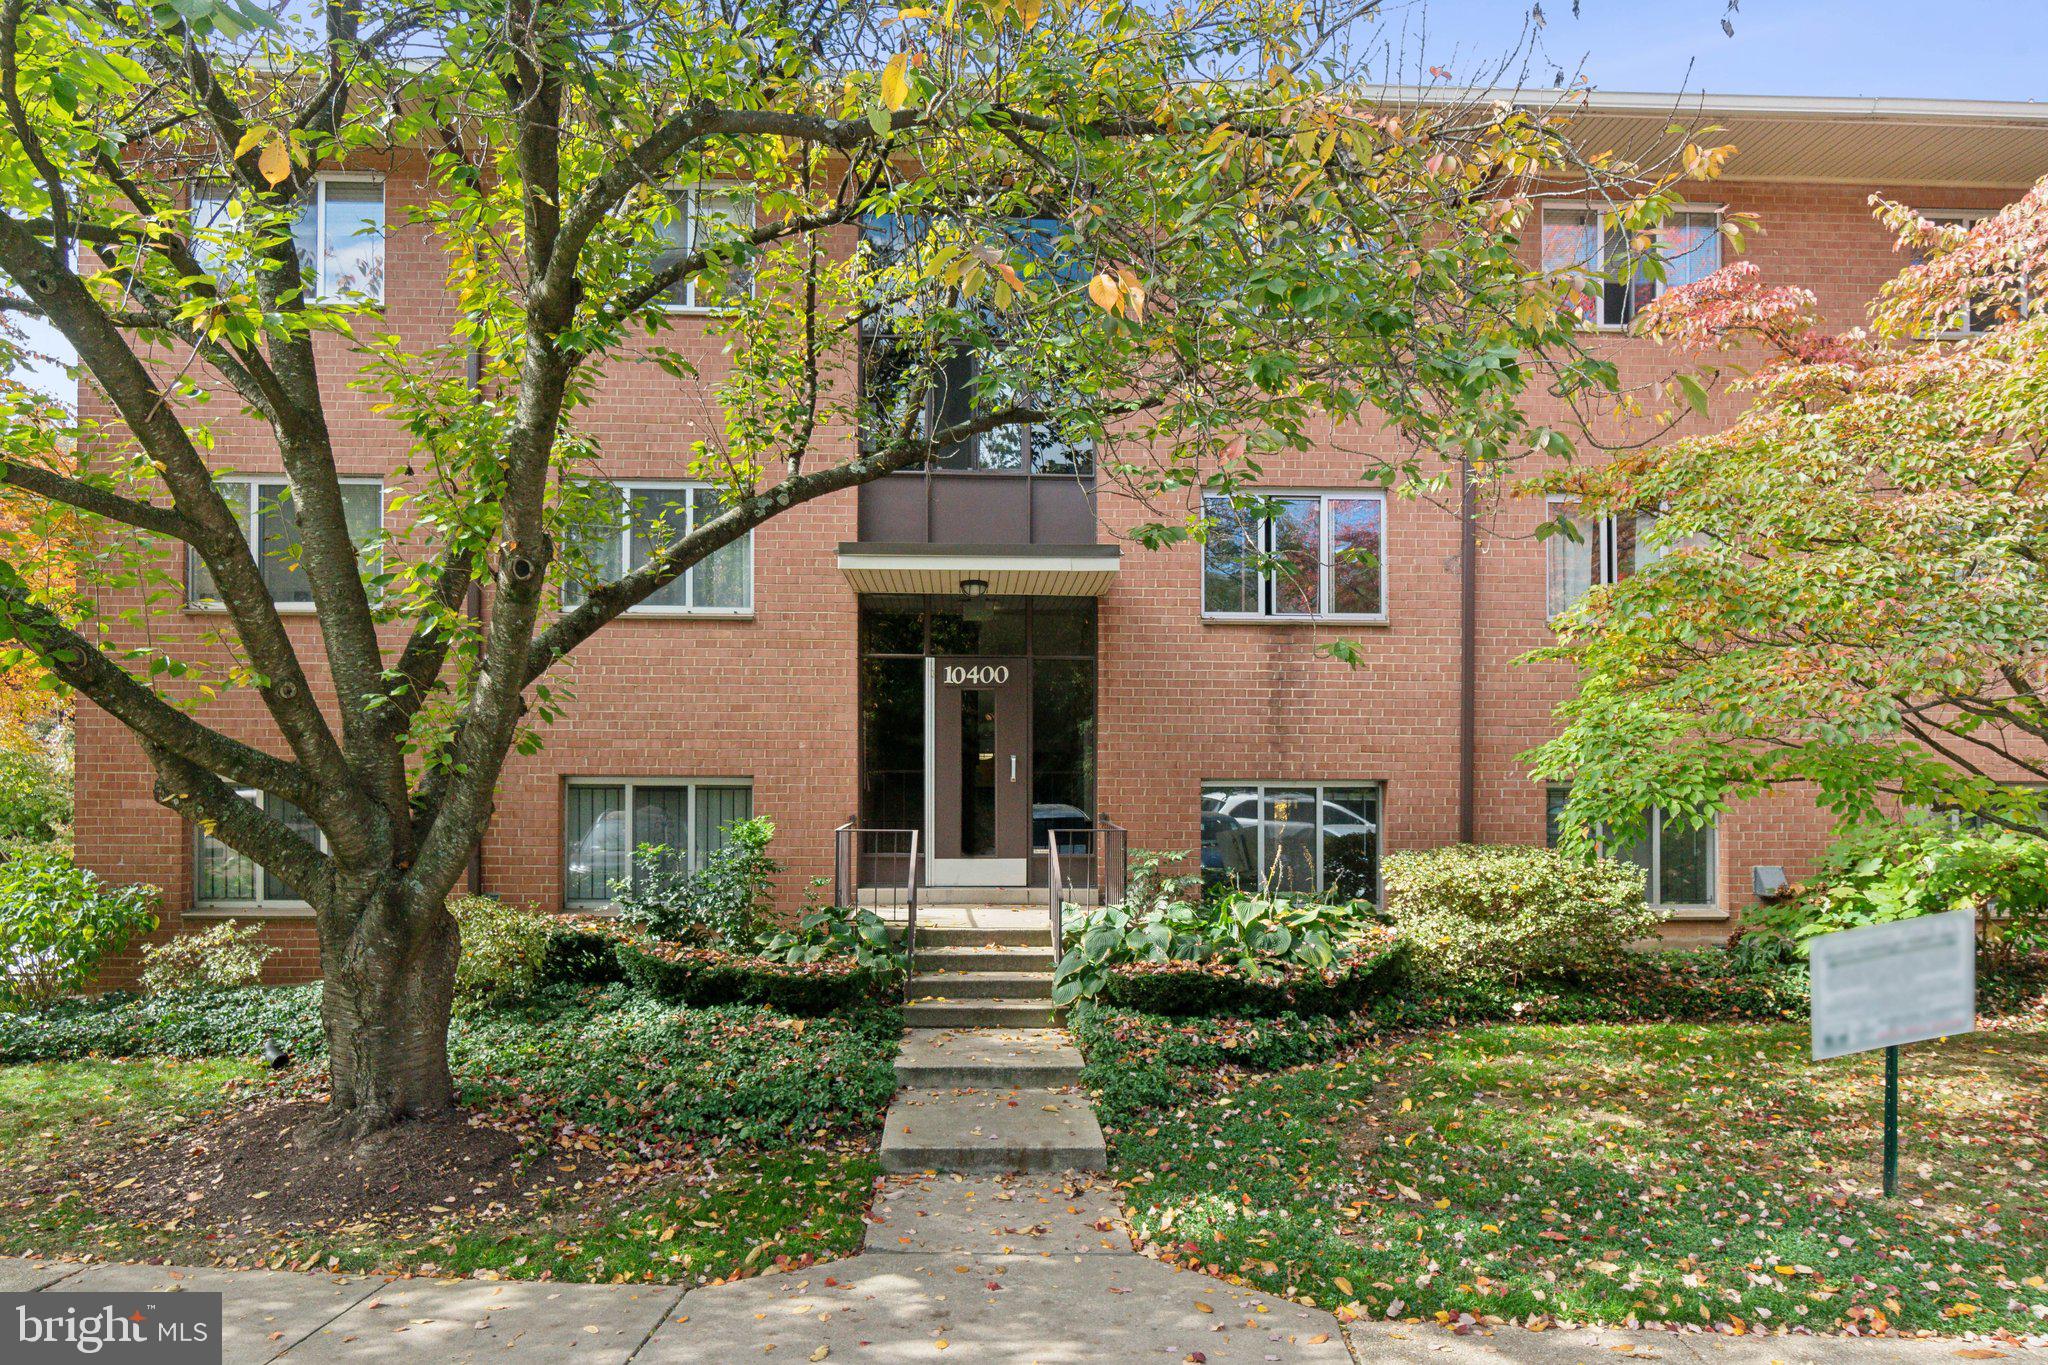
[1200,792,1375,881]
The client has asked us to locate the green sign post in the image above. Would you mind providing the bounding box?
[1809,910,1976,1198]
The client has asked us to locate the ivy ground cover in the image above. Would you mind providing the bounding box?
[1114,1020,2048,1339]
[0,987,895,1285]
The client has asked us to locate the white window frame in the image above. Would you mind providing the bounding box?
[1545,783,1719,915]
[1541,202,1724,330]
[1198,779,1384,901]
[563,777,754,908]
[186,476,385,613]
[563,480,754,617]
[1200,488,1389,623]
[191,787,325,916]
[190,172,386,304]
[658,182,758,313]
[1544,499,1705,620]
[1918,209,2011,339]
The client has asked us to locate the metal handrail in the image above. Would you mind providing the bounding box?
[1046,829,1066,960]
[903,828,920,986]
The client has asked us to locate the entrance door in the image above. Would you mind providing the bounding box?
[928,657,1030,884]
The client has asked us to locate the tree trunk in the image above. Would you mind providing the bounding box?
[310,883,460,1142]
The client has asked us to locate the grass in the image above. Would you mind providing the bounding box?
[1110,1020,2048,1337]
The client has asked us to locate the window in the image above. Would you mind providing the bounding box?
[654,184,755,310]
[1544,500,1704,618]
[855,214,1095,474]
[1542,206,1720,328]
[190,175,385,302]
[1203,491,1385,620]
[1201,782,1380,899]
[565,780,753,905]
[1916,210,2014,337]
[562,482,752,614]
[194,789,324,910]
[1546,784,1716,909]
[187,478,383,609]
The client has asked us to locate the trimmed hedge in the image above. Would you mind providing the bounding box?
[1098,938,1405,1017]
[1367,951,1809,1030]
[613,936,901,1014]
[540,919,627,986]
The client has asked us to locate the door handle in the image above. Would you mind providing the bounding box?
[1010,754,1018,783]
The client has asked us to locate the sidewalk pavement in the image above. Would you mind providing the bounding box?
[3,1178,2037,1362]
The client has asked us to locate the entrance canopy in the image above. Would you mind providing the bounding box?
[837,542,1120,597]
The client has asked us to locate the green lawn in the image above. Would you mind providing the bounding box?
[1112,1021,2048,1336]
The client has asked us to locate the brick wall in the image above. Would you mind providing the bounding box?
[70,170,2035,984]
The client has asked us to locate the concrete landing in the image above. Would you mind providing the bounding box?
[863,1174,1128,1255]
[879,1086,1106,1174]
[893,1027,1084,1088]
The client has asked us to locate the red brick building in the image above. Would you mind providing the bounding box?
[73,91,2048,979]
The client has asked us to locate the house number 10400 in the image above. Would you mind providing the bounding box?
[942,664,1010,686]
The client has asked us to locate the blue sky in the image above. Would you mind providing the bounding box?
[12,1,2048,402]
[1399,0,2048,101]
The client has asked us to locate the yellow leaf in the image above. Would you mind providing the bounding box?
[934,1341,949,1351]
[257,139,291,187]
[880,54,911,112]
[1194,1301,1213,1313]
[1018,0,1042,28]
[233,125,269,159]
[1087,272,1120,313]
[1332,1276,1353,1296]
[811,1348,830,1362]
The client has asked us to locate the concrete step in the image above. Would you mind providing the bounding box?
[903,998,1060,1029]
[915,945,1057,973]
[879,1086,1107,1174]
[894,1028,1085,1089]
[895,925,1049,950]
[910,971,1051,1001]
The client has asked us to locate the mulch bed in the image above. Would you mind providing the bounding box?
[88,1097,602,1232]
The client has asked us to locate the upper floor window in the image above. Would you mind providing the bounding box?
[1546,783,1716,910]
[562,482,753,615]
[655,184,756,310]
[565,779,753,906]
[1544,500,1704,618]
[1202,490,1385,620]
[1542,206,1720,328]
[190,174,385,302]
[187,478,383,610]
[195,788,323,911]
[855,214,1094,475]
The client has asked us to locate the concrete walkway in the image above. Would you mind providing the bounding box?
[7,1202,2030,1361]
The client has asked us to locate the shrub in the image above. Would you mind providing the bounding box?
[756,902,907,973]
[0,982,325,1062]
[0,746,71,845]
[539,917,625,986]
[137,919,274,995]
[1098,934,1405,1017]
[1382,843,1657,982]
[448,894,552,1005]
[1748,819,2048,959]
[1365,949,1808,1030]
[1053,887,1384,1005]
[612,932,901,1014]
[0,850,159,1009]
[613,816,778,947]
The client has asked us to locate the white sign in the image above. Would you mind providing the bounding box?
[941,664,1010,686]
[1810,909,1977,1061]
